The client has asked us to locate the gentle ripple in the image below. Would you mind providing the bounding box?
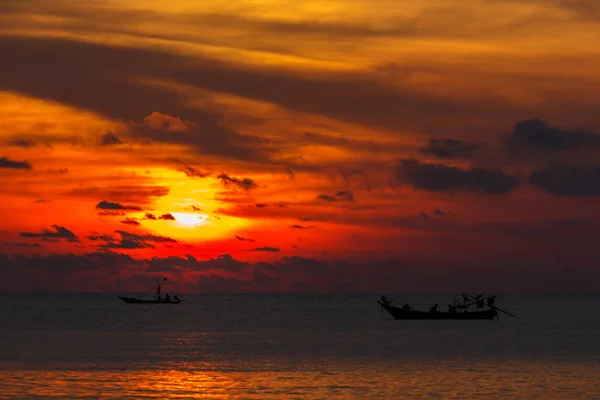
[1,293,600,399]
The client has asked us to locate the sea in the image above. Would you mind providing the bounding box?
[1,293,599,399]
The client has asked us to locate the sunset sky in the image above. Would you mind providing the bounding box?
[1,0,600,293]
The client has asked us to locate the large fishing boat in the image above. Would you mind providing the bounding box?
[377,294,519,320]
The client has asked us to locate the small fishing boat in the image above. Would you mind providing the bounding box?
[119,296,181,304]
[119,277,184,304]
[378,294,519,320]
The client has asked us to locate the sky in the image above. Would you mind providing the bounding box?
[1,0,600,293]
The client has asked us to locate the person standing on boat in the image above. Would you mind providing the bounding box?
[165,293,170,303]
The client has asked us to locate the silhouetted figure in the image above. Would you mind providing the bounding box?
[429,303,439,313]
[165,293,170,303]
[155,284,162,300]
[174,295,179,302]
[448,304,457,313]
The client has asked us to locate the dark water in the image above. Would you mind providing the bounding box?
[1,293,600,399]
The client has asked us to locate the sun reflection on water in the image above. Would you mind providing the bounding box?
[3,361,600,399]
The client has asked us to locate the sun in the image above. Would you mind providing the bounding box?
[170,212,206,227]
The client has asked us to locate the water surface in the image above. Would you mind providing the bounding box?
[1,293,599,399]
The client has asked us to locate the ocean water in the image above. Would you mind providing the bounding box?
[1,293,600,399]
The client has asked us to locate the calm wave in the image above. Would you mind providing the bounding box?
[1,293,600,399]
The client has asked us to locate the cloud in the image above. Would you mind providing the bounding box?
[98,210,125,216]
[289,224,315,229]
[94,230,178,250]
[158,213,175,220]
[250,246,281,252]
[3,248,600,293]
[217,173,259,190]
[143,213,157,220]
[285,167,295,180]
[71,186,169,204]
[432,209,455,217]
[396,159,519,195]
[0,156,31,169]
[96,201,142,211]
[4,138,36,147]
[317,190,355,202]
[530,163,600,195]
[19,225,79,242]
[88,232,115,242]
[98,132,125,145]
[0,35,505,164]
[1,241,43,248]
[506,119,600,151]
[236,235,255,242]
[255,203,268,208]
[186,205,202,211]
[120,218,140,225]
[177,165,211,178]
[35,199,51,204]
[420,138,476,159]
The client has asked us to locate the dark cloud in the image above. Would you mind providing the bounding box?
[143,213,157,220]
[304,132,394,153]
[316,190,355,202]
[98,132,125,145]
[120,218,140,226]
[236,235,255,242]
[96,230,178,250]
[0,35,514,165]
[98,210,125,216]
[35,199,51,204]
[250,246,281,252]
[396,159,519,195]
[530,164,600,195]
[4,138,36,147]
[541,218,585,226]
[96,200,142,211]
[285,167,295,180]
[158,213,175,220]
[88,232,115,242]
[255,203,268,208]
[420,138,476,159]
[432,209,455,217]
[300,216,325,222]
[177,165,211,178]
[186,205,202,211]
[1,241,43,248]
[19,225,79,242]
[506,119,600,151]
[72,185,169,204]
[289,224,315,229]
[317,194,336,202]
[217,173,259,190]
[2,249,600,292]
[0,156,31,169]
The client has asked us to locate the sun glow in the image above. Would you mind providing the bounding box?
[171,212,206,227]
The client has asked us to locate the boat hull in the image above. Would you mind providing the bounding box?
[378,301,497,320]
[119,296,180,304]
